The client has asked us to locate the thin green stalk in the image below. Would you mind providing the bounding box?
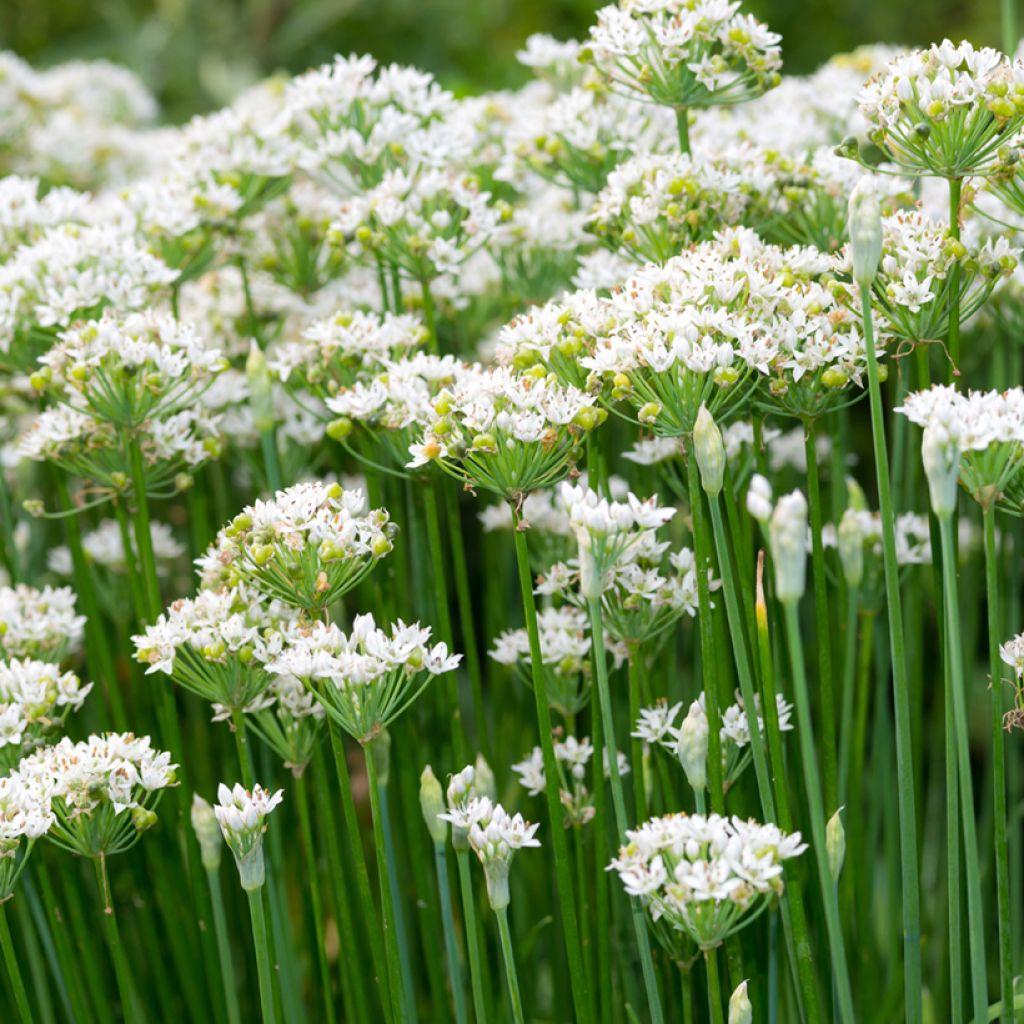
[496,906,525,1024]
[983,506,1014,1024]
[573,827,595,1024]
[14,894,53,1024]
[364,740,412,1024]
[859,282,922,1024]
[247,889,278,1024]
[947,178,962,377]
[295,773,337,1024]
[510,510,592,1023]
[938,516,988,1023]
[837,587,860,803]
[260,430,283,493]
[675,107,691,154]
[433,844,468,1024]
[328,724,391,1021]
[704,948,725,1024]
[423,482,467,762]
[94,855,140,1024]
[1003,0,1018,55]
[627,650,648,821]
[26,870,86,1024]
[232,710,256,787]
[755,568,822,1024]
[0,901,32,1024]
[590,669,613,1024]
[422,281,440,355]
[803,418,837,814]
[945,652,964,1018]
[587,597,664,1024]
[684,449,725,812]
[126,438,162,620]
[206,867,242,1024]
[782,602,856,1024]
[456,849,489,1023]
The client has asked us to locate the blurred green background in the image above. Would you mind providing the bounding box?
[0,0,1009,121]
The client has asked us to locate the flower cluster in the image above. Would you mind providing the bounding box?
[0,771,54,899]
[213,782,284,890]
[0,584,85,661]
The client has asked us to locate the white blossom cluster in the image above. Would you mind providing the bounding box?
[48,518,183,578]
[0,584,85,661]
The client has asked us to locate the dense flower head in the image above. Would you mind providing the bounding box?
[207,481,395,613]
[213,781,284,889]
[0,584,85,661]
[583,0,782,111]
[0,770,54,898]
[609,811,805,950]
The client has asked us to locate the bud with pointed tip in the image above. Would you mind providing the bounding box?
[474,754,496,801]
[676,700,708,793]
[728,980,752,1024]
[827,808,846,882]
[921,426,960,521]
[191,795,222,871]
[246,341,275,433]
[849,176,883,287]
[420,766,447,846]
[694,404,725,498]
[837,508,864,589]
[770,491,808,604]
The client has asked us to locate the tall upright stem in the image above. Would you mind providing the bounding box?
[94,855,140,1024]
[456,849,489,1023]
[433,844,468,1024]
[0,901,33,1024]
[510,511,592,1023]
[206,866,242,1024]
[704,948,725,1024]
[587,597,664,1024]
[859,283,922,1023]
[496,907,526,1024]
[675,108,691,154]
[247,889,277,1024]
[947,178,962,377]
[803,418,837,813]
[781,603,856,1024]
[983,506,1014,1024]
[627,650,648,821]
[938,516,988,1023]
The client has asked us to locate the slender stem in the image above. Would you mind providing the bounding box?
[803,418,837,814]
[628,650,647,820]
[232,710,256,788]
[127,438,162,621]
[94,855,139,1024]
[983,506,1014,1024]
[260,429,283,493]
[938,515,988,1023]
[704,948,725,1024]
[837,588,860,803]
[675,107,691,155]
[421,281,440,355]
[0,902,33,1024]
[364,741,411,1024]
[1003,0,1018,56]
[495,907,526,1024]
[573,827,595,1023]
[510,511,592,1023]
[328,725,391,1020]
[859,282,922,1024]
[590,666,613,1024]
[587,597,664,1024]
[782,602,856,1024]
[433,844,468,1024]
[247,889,278,1024]
[456,849,489,1023]
[0,471,21,582]
[684,449,725,812]
[947,178,962,377]
[944,633,964,1018]
[206,867,242,1024]
[295,773,337,1024]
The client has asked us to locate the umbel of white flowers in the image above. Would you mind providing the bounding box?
[212,783,284,891]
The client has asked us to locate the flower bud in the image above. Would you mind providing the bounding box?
[191,795,223,871]
[420,766,448,846]
[474,754,496,801]
[848,177,883,287]
[746,474,773,523]
[676,700,708,793]
[693,404,725,498]
[827,808,846,882]
[728,980,752,1024]
[921,426,960,521]
[484,859,511,911]
[246,342,275,434]
[837,508,864,589]
[770,491,808,604]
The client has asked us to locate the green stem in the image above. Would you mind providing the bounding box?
[0,901,32,1024]
[127,438,161,621]
[0,471,20,582]
[232,710,256,788]
[510,511,592,1023]
[587,597,664,1024]
[364,741,411,1024]
[94,855,140,1024]
[837,588,860,803]
[495,906,525,1024]
[947,177,962,378]
[433,845,468,1024]
[859,282,923,1024]
[456,849,489,1024]
[803,418,838,814]
[982,506,1014,1024]
[295,773,337,1024]
[260,429,283,493]
[704,948,725,1024]
[422,281,440,355]
[675,107,691,155]
[938,515,989,1023]
[628,649,648,821]
[684,449,725,812]
[573,827,595,1023]
[247,889,277,1024]
[1003,0,1018,55]
[590,667,612,1024]
[782,602,856,1024]
[206,867,242,1024]
[945,636,964,1018]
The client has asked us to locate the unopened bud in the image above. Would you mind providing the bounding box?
[837,508,864,588]
[693,404,725,498]
[728,980,752,1024]
[769,491,808,604]
[474,754,496,801]
[420,766,448,846]
[746,474,773,523]
[246,342,275,433]
[191,795,223,871]
[921,426,960,521]
[827,808,846,882]
[848,176,883,287]
[676,700,708,793]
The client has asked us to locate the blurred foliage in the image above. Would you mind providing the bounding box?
[0,0,1009,122]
